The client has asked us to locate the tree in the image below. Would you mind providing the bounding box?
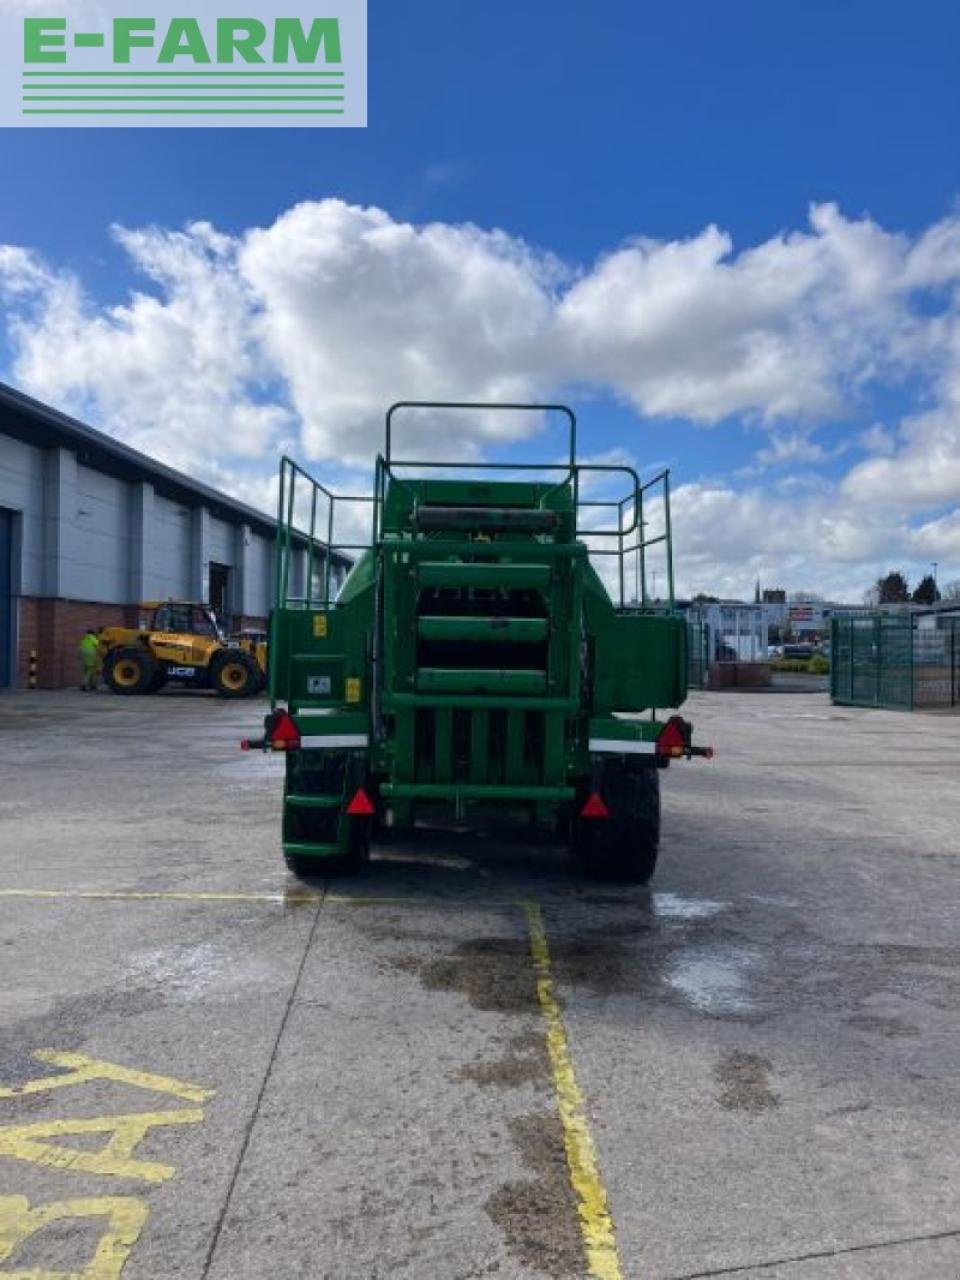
[692,593,720,603]
[875,571,910,604]
[943,580,960,602]
[912,574,941,606]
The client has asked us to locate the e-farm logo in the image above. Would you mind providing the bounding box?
[1,0,366,127]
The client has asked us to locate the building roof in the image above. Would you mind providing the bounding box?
[0,380,351,565]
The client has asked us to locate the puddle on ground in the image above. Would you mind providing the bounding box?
[715,1050,780,1114]
[652,892,725,921]
[665,948,759,1015]
[485,1111,584,1278]
[372,850,473,871]
[124,943,223,1001]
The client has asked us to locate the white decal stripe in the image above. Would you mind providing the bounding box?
[588,738,656,754]
[300,734,369,749]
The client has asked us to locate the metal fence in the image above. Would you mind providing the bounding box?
[831,614,960,710]
[687,619,710,689]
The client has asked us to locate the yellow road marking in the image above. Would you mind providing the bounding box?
[524,901,623,1280]
[0,1051,213,1103]
[0,1110,205,1184]
[0,1194,148,1280]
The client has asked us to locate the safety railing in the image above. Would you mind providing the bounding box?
[275,402,676,615]
[579,468,674,610]
[274,455,376,611]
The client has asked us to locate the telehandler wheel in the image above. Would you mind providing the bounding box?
[210,650,259,699]
[103,646,157,695]
[147,668,168,693]
[571,761,661,884]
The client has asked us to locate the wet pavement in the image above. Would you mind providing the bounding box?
[0,688,958,1278]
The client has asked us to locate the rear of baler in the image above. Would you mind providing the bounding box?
[246,402,709,881]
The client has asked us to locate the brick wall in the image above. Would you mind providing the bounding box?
[16,598,139,689]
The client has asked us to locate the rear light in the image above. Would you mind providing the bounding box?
[580,792,610,819]
[269,711,301,751]
[346,788,375,816]
[656,717,687,758]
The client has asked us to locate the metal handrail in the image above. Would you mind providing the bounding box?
[274,417,676,633]
[385,400,577,466]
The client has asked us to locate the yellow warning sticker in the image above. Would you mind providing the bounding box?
[312,614,328,638]
[345,677,361,703]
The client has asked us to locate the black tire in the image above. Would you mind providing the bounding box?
[147,668,168,693]
[103,646,156,695]
[283,752,371,878]
[209,650,259,699]
[571,761,661,884]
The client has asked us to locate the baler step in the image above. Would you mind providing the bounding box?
[282,841,341,857]
[381,783,575,802]
[416,668,547,694]
[417,562,551,590]
[284,794,342,809]
[417,616,548,644]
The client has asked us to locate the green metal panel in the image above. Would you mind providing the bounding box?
[504,710,525,782]
[434,707,454,783]
[469,711,490,784]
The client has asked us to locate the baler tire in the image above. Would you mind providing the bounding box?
[571,762,660,884]
[103,646,157,696]
[283,752,371,879]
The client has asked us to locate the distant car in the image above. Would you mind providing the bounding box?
[767,644,783,658]
[782,643,816,660]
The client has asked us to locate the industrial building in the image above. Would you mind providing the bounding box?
[0,381,349,689]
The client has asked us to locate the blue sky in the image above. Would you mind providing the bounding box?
[1,0,959,598]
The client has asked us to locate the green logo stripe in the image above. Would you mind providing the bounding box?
[22,85,346,92]
[22,70,345,77]
[23,94,344,101]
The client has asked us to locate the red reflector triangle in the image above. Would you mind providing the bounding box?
[656,718,686,753]
[271,712,300,747]
[580,792,610,819]
[346,788,375,816]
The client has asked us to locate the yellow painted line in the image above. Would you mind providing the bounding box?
[524,901,623,1280]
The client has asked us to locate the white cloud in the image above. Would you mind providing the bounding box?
[2,197,960,599]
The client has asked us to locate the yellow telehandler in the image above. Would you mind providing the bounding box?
[99,601,266,698]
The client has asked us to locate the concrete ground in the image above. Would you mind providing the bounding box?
[0,687,958,1279]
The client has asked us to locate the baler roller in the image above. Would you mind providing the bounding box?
[417,561,552,590]
[417,616,548,644]
[412,505,560,534]
[416,668,547,695]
